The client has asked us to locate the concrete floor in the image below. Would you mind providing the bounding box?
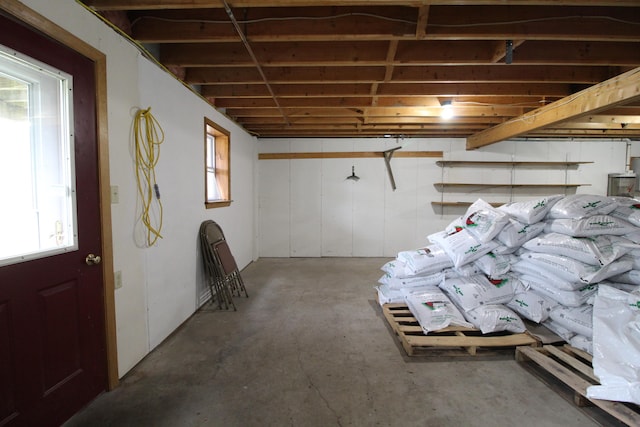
[64,258,607,427]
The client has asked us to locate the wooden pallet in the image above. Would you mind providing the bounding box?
[382,303,539,357]
[516,345,640,426]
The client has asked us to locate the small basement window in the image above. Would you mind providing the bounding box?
[204,118,231,208]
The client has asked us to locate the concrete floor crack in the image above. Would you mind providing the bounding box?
[295,339,344,427]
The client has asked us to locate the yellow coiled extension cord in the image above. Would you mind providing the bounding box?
[134,107,164,247]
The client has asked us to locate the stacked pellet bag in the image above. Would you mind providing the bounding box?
[377,194,640,357]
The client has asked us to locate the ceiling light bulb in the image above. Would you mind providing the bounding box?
[441,101,454,119]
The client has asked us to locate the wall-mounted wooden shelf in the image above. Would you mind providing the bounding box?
[259,151,443,160]
[431,201,504,207]
[435,161,593,167]
[434,183,589,189]
[433,159,592,212]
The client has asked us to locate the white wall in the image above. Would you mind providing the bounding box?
[258,137,632,258]
[21,0,257,377]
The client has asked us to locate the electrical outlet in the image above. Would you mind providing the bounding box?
[111,185,119,204]
[114,271,122,289]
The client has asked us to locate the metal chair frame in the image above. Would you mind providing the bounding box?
[212,239,248,299]
[199,220,248,310]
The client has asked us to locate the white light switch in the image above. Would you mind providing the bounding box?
[111,185,119,204]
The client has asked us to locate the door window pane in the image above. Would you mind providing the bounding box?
[0,45,77,266]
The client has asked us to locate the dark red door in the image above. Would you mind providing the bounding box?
[0,12,107,427]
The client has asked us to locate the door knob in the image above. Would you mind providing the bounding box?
[85,253,102,265]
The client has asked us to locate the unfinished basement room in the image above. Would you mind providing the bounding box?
[1,1,640,426]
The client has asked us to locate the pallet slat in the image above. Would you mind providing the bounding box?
[382,303,538,357]
[545,345,597,382]
[516,345,640,426]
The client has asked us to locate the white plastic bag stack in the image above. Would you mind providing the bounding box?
[427,200,528,333]
[376,193,640,359]
[509,195,639,350]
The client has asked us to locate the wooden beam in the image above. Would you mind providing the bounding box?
[202,82,573,98]
[390,65,618,84]
[395,40,640,67]
[258,151,443,159]
[187,66,387,85]
[83,0,640,11]
[369,39,398,113]
[426,6,640,42]
[466,67,640,149]
[255,130,478,137]
[161,40,640,68]
[100,3,640,44]
[238,115,507,124]
[131,8,417,43]
[552,121,640,130]
[212,94,544,109]
[224,105,529,117]
[383,40,398,82]
[186,65,617,85]
[528,128,640,137]
[251,123,487,131]
[568,114,640,125]
[415,4,430,39]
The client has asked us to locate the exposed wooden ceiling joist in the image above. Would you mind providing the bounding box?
[128,6,639,43]
[80,0,640,139]
[83,1,640,10]
[186,65,617,85]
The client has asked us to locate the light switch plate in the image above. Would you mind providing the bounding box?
[111,185,119,204]
[114,271,122,289]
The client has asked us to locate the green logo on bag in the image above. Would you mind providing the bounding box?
[453,285,463,296]
[582,201,601,209]
[499,316,517,323]
[630,301,640,309]
[515,299,528,308]
[589,220,614,227]
[517,225,530,234]
[465,244,480,255]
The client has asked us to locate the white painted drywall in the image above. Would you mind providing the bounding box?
[258,138,631,258]
[20,0,257,377]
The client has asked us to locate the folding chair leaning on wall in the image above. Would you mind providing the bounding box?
[199,220,248,310]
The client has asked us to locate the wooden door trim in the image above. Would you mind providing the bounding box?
[1,0,118,390]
